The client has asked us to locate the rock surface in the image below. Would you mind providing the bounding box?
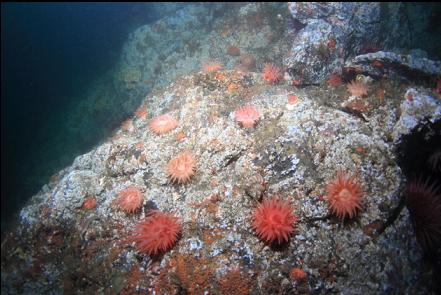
[285,2,441,84]
[2,2,441,294]
[346,51,441,81]
[3,69,441,294]
[285,2,382,84]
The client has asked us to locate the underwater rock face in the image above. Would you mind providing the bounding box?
[285,2,441,84]
[4,67,440,293]
[392,88,441,143]
[285,2,381,84]
[347,51,441,81]
[2,3,441,294]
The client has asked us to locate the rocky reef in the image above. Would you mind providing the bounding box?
[2,2,441,294]
[285,2,441,84]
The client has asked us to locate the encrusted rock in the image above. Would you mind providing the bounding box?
[2,3,441,294]
[285,2,381,84]
[346,51,441,80]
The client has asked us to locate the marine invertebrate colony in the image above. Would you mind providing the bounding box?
[405,178,441,254]
[235,104,261,128]
[262,63,282,84]
[166,151,197,184]
[325,171,363,220]
[346,80,369,97]
[227,45,241,56]
[149,114,178,135]
[117,187,144,213]
[131,211,181,256]
[134,105,148,120]
[240,53,255,70]
[82,197,97,210]
[327,73,342,87]
[252,196,298,244]
[202,61,223,73]
[290,268,307,282]
[288,94,298,104]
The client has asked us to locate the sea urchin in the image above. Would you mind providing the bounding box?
[405,178,441,254]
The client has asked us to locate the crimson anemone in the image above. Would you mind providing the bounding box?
[117,187,143,214]
[252,197,297,244]
[325,171,363,220]
[131,211,181,256]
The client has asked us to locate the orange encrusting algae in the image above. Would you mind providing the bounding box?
[288,95,298,104]
[202,61,223,73]
[290,268,307,282]
[328,73,342,87]
[82,197,97,210]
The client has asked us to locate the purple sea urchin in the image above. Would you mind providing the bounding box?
[405,178,441,254]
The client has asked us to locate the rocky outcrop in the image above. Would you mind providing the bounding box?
[285,2,382,84]
[285,2,441,84]
[346,51,441,81]
[3,65,441,293]
[2,3,441,294]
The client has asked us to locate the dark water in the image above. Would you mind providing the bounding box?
[1,3,172,233]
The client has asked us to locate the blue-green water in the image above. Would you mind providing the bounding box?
[1,3,173,233]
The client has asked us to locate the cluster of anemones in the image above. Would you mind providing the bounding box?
[121,113,368,261]
[116,187,182,256]
[116,61,379,279]
[118,150,197,256]
[115,186,182,256]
